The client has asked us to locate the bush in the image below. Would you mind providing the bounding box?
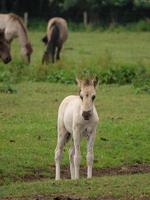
[133,66,150,94]
[125,20,150,32]
[99,65,136,85]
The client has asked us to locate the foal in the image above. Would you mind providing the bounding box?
[42,17,68,63]
[55,78,99,180]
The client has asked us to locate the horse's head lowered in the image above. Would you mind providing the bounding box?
[76,77,98,120]
[0,29,11,64]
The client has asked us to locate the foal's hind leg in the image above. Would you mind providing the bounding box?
[55,125,68,180]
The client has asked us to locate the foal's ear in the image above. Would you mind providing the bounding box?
[75,78,81,87]
[93,76,99,87]
[42,35,48,44]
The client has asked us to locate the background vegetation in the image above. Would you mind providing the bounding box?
[0,1,150,199]
[0,0,150,25]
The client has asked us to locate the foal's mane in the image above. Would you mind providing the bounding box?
[83,79,93,86]
[9,13,27,38]
[77,77,98,89]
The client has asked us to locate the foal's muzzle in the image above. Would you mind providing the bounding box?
[82,110,92,120]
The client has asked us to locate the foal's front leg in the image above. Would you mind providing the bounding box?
[73,128,81,179]
[87,129,96,179]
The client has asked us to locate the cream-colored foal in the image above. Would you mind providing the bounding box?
[55,78,99,180]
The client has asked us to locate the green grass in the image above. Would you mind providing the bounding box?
[0,30,150,199]
[0,82,150,199]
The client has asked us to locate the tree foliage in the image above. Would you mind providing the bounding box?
[0,0,149,23]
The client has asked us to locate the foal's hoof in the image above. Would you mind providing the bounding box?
[55,177,61,181]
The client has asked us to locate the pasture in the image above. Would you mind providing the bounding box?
[0,31,150,85]
[0,31,150,199]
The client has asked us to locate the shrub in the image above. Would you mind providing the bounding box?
[133,66,150,94]
[99,65,136,85]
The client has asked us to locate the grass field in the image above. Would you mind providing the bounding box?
[0,82,150,199]
[0,31,150,199]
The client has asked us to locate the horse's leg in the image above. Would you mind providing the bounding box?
[51,44,56,63]
[69,145,75,179]
[55,125,67,180]
[87,128,96,179]
[73,128,81,179]
[56,45,62,60]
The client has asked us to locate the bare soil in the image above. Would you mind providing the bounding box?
[5,163,150,183]
[1,164,150,200]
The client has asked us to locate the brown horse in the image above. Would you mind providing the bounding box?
[0,13,33,63]
[42,17,68,63]
[0,29,11,64]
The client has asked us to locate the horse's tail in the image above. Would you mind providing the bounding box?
[42,22,59,45]
[50,22,60,46]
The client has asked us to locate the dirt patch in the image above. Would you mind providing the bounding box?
[21,163,150,181]
[59,163,150,179]
[0,194,123,200]
[34,195,117,200]
[1,195,149,200]
[1,164,150,184]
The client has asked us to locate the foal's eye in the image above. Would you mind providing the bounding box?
[92,95,96,101]
[80,95,83,100]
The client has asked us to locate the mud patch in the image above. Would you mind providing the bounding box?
[1,195,149,200]
[38,195,117,200]
[1,164,150,185]
[58,163,150,179]
[23,163,150,180]
[0,194,121,200]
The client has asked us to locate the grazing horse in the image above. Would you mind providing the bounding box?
[42,17,68,63]
[55,78,99,180]
[0,29,11,64]
[0,13,33,63]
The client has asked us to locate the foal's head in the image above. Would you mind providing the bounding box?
[76,77,98,120]
[0,30,11,64]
